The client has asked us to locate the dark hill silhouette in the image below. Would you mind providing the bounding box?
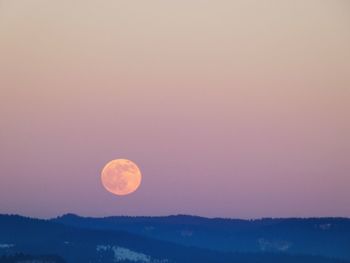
[0,253,66,263]
[53,214,350,260]
[0,214,349,263]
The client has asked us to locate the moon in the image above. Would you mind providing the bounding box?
[101,159,142,196]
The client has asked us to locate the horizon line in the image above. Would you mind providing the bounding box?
[1,212,350,221]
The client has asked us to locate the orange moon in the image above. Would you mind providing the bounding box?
[101,159,142,196]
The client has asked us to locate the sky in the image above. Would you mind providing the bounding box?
[0,0,349,219]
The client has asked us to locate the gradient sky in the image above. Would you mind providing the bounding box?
[0,0,349,219]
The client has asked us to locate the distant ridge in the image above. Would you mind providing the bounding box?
[53,213,350,260]
[1,214,349,263]
[55,212,350,222]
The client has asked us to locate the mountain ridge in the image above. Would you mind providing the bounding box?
[52,213,350,260]
[1,214,349,263]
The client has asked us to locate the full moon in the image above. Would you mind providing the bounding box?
[101,159,142,196]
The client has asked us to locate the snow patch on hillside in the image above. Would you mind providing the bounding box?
[0,244,14,249]
[97,245,151,262]
[113,246,151,262]
[258,238,291,252]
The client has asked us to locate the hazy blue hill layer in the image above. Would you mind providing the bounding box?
[53,214,350,260]
[1,214,349,263]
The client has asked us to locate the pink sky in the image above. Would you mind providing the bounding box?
[0,0,349,218]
